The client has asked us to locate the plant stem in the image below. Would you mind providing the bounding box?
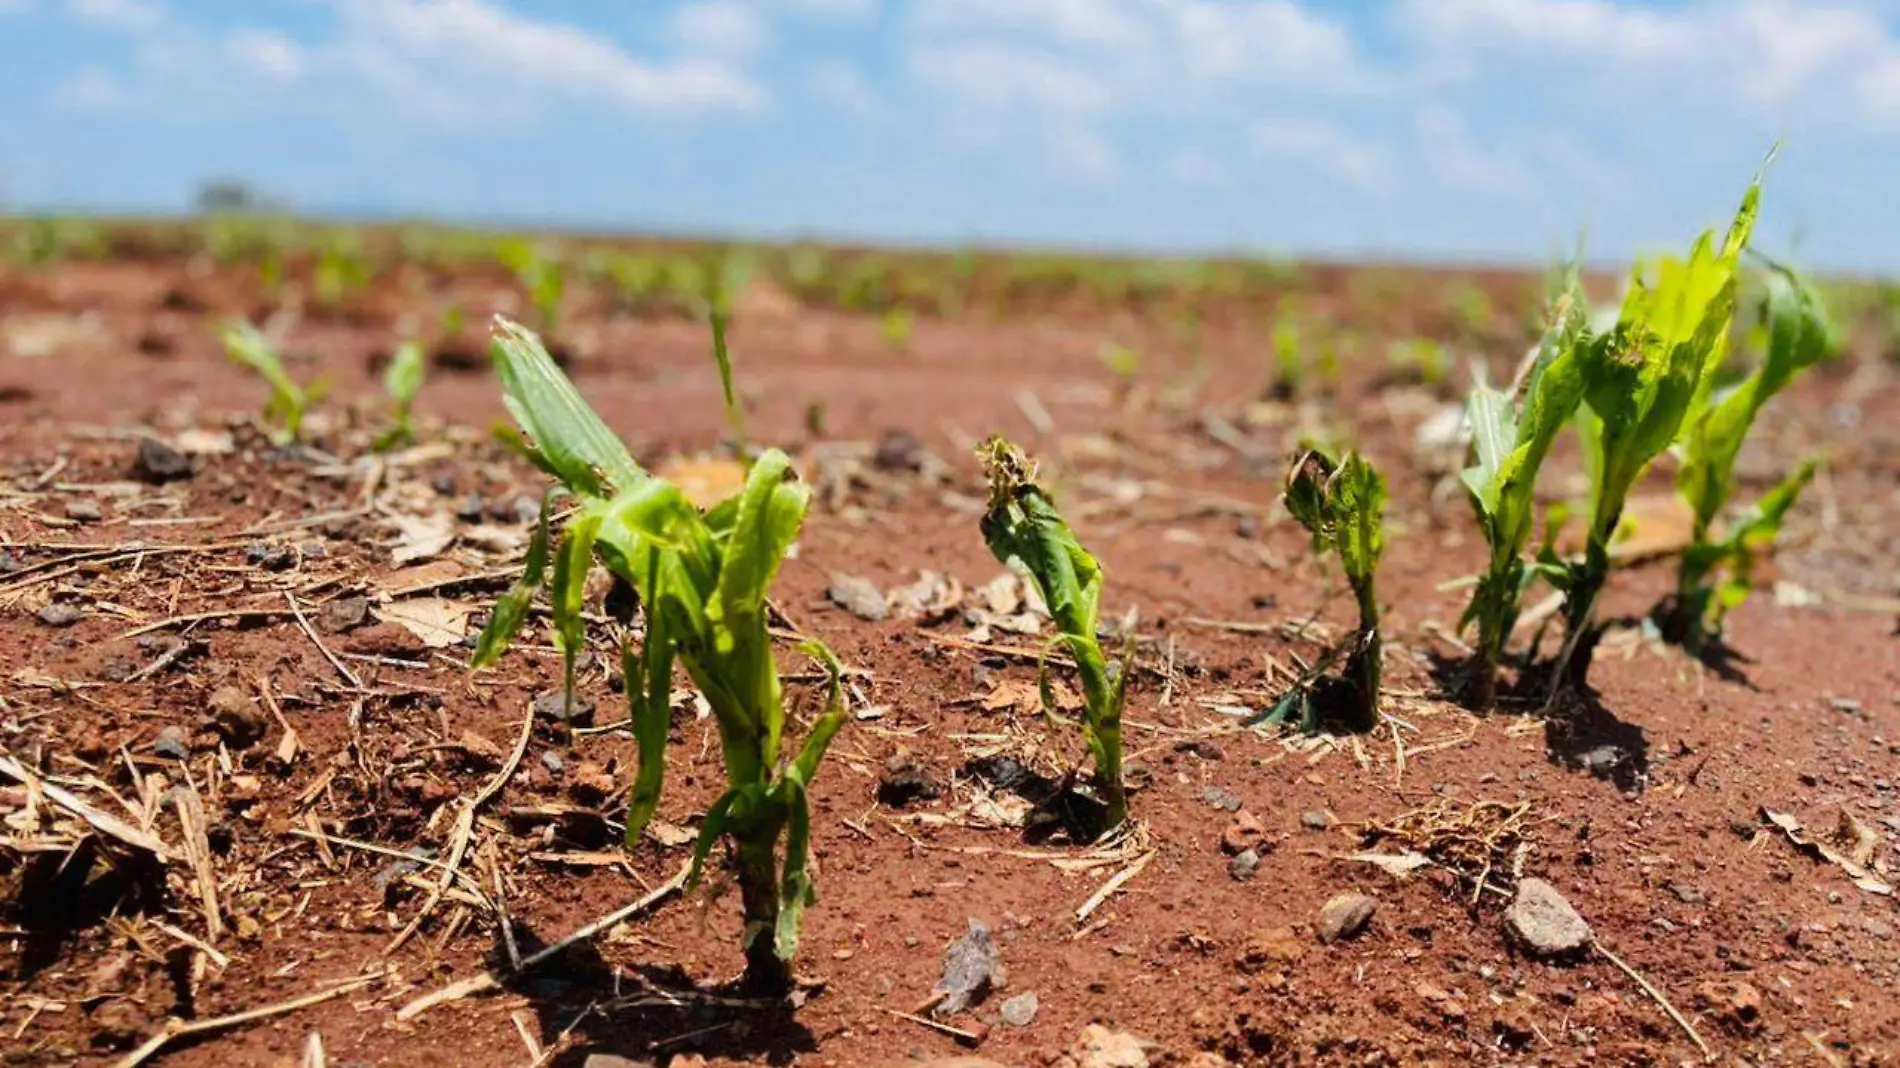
[1349,579,1381,730]
[735,833,790,994]
[1550,535,1610,699]
[1093,723,1126,829]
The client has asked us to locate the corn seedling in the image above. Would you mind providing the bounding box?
[374,339,427,452]
[497,239,567,335]
[313,236,369,311]
[1269,321,1304,399]
[221,322,326,444]
[1549,166,1764,693]
[472,317,845,993]
[1666,261,1835,642]
[1457,269,1590,709]
[977,436,1132,830]
[1282,446,1387,731]
[880,307,915,351]
[1387,337,1454,391]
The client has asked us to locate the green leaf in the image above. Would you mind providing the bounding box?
[781,641,848,792]
[774,783,814,962]
[470,493,555,669]
[549,509,602,724]
[622,559,678,848]
[685,788,742,892]
[384,339,426,406]
[490,317,643,497]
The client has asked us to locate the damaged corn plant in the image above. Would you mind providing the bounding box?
[1665,261,1835,644]
[1457,268,1589,709]
[471,317,846,993]
[1282,445,1387,731]
[1548,167,1762,693]
[977,436,1132,830]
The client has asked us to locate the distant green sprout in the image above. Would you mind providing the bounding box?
[474,317,846,993]
[1448,281,1496,340]
[313,237,369,311]
[977,436,1132,830]
[1269,321,1305,399]
[1549,166,1764,692]
[1282,446,1387,731]
[1458,269,1590,709]
[221,322,327,444]
[1667,262,1836,642]
[880,307,915,351]
[374,340,427,452]
[497,239,567,335]
[1387,337,1454,390]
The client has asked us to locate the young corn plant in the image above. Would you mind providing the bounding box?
[1283,446,1387,731]
[1549,169,1763,693]
[374,339,427,452]
[1666,262,1835,642]
[1457,270,1590,709]
[977,436,1131,830]
[472,317,846,993]
[221,322,326,444]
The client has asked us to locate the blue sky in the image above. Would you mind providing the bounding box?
[3,0,1900,270]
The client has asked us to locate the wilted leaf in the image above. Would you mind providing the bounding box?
[376,597,473,649]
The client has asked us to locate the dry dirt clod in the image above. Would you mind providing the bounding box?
[317,595,370,634]
[133,436,193,483]
[1506,878,1592,960]
[1235,927,1305,973]
[1694,979,1764,1035]
[205,684,267,749]
[1315,893,1376,944]
[874,428,927,472]
[877,754,941,809]
[65,499,102,523]
[1219,810,1265,855]
[532,690,597,728]
[827,573,889,621]
[1300,810,1333,830]
[1066,1024,1152,1068]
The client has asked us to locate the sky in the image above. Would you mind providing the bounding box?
[3,0,1900,271]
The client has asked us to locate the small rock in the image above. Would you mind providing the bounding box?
[1201,786,1243,812]
[932,918,1002,1017]
[1575,746,1622,777]
[1172,739,1223,761]
[37,603,84,628]
[1506,878,1592,959]
[152,726,190,760]
[532,689,597,727]
[1068,1024,1151,1068]
[1229,850,1260,882]
[1415,981,1467,1022]
[1863,917,1894,940]
[133,437,193,483]
[246,543,296,571]
[317,595,370,634]
[877,755,941,809]
[1315,893,1376,944]
[0,550,18,574]
[540,750,565,778]
[342,622,428,659]
[1666,882,1705,905]
[998,991,1039,1028]
[205,685,267,748]
[826,573,888,621]
[1220,810,1265,855]
[1299,810,1332,830]
[65,499,102,523]
[873,428,927,472]
[456,493,487,523]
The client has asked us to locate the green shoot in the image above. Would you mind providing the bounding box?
[497,239,567,335]
[374,340,427,452]
[1386,337,1454,390]
[1283,446,1387,731]
[473,317,843,993]
[977,436,1131,829]
[880,307,915,351]
[1550,164,1764,693]
[1269,320,1305,399]
[1667,262,1835,640]
[220,322,326,444]
[1457,268,1589,708]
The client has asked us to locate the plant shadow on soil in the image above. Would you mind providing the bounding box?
[6,841,166,979]
[1423,640,1653,795]
[499,926,818,1067]
[964,754,1112,844]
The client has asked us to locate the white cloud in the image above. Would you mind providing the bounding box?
[911,42,1111,114]
[810,60,882,117]
[771,0,877,18]
[672,0,769,60]
[1250,116,1391,191]
[1414,106,1535,196]
[333,0,768,119]
[224,28,306,85]
[68,0,162,32]
[1395,0,1900,120]
[54,67,130,109]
